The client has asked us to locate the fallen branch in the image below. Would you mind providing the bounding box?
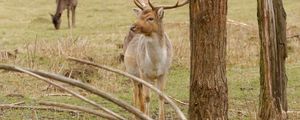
[5,93,25,98]
[0,104,112,119]
[288,110,300,114]
[44,93,72,97]
[67,57,187,120]
[0,64,151,120]
[39,101,117,120]
[0,104,78,113]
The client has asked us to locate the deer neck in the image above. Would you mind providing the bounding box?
[142,32,167,65]
[55,0,65,17]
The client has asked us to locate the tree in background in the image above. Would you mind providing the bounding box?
[189,0,228,119]
[257,0,288,119]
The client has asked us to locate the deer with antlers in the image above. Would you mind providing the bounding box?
[123,0,188,119]
[50,0,78,30]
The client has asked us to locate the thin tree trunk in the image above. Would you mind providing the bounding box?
[257,0,288,119]
[189,0,228,119]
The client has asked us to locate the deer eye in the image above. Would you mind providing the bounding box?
[147,18,154,21]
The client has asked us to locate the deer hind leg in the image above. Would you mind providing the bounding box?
[71,6,76,27]
[67,7,71,28]
[157,75,166,120]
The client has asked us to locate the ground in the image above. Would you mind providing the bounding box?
[0,0,299,119]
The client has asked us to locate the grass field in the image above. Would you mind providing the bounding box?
[0,0,300,119]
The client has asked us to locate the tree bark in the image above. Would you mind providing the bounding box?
[257,0,288,119]
[189,0,228,119]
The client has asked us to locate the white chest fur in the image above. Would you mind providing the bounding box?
[138,35,169,78]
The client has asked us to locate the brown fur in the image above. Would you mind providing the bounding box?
[50,0,77,30]
[124,7,171,120]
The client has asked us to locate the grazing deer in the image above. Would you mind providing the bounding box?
[50,0,78,30]
[123,0,188,119]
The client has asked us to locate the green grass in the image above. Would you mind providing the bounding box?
[1,0,300,119]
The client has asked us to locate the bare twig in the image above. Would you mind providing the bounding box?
[0,64,151,120]
[168,96,189,106]
[67,57,187,120]
[287,34,300,39]
[39,101,117,120]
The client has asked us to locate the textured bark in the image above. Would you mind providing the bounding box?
[257,0,288,119]
[189,0,228,119]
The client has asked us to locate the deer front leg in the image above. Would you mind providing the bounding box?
[142,77,152,116]
[157,75,166,120]
[132,81,140,120]
[133,81,139,108]
[137,83,145,113]
[72,6,76,28]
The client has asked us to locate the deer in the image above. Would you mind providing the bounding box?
[50,0,78,30]
[123,0,188,119]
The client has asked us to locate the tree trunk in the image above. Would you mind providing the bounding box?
[257,0,288,119]
[189,0,228,119]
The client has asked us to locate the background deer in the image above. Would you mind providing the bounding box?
[50,0,78,30]
[124,0,188,119]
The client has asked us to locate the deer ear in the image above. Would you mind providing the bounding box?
[157,7,164,19]
[49,13,54,18]
[133,8,142,17]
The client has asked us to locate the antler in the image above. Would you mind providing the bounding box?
[148,0,189,10]
[148,0,155,9]
[134,0,145,10]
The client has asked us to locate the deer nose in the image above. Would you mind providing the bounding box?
[130,25,137,32]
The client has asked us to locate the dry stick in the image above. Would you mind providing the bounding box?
[227,19,253,28]
[168,96,189,106]
[0,104,78,113]
[0,64,152,120]
[39,101,117,120]
[10,101,25,105]
[67,57,187,120]
[32,110,39,120]
[0,65,123,120]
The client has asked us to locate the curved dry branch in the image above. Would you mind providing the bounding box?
[0,64,152,120]
[39,101,117,120]
[3,65,123,120]
[67,57,187,120]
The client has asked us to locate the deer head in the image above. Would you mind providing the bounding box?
[50,13,62,30]
[130,0,189,36]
